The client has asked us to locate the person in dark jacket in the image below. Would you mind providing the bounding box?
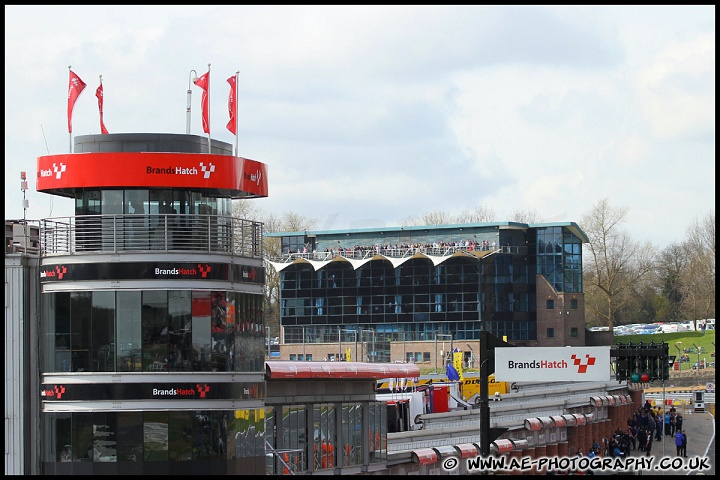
[645,431,653,457]
[681,430,688,457]
[675,414,683,433]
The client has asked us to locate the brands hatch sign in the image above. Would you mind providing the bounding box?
[39,262,263,284]
[40,382,264,401]
[494,346,610,382]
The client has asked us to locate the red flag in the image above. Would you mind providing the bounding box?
[226,75,237,135]
[194,70,210,134]
[67,69,87,133]
[95,82,109,134]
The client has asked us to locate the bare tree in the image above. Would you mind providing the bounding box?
[457,205,497,223]
[508,208,542,223]
[400,210,454,226]
[581,198,657,329]
[231,198,264,220]
[400,205,496,226]
[261,211,319,340]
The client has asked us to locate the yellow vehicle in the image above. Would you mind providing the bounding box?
[459,373,509,403]
[376,372,509,404]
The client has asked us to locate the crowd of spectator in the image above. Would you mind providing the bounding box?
[320,239,493,258]
[285,239,509,259]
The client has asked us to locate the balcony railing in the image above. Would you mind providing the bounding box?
[41,214,263,258]
[274,244,527,263]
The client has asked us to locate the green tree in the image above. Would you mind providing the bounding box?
[656,243,688,321]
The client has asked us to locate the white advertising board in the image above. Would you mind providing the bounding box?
[494,346,611,382]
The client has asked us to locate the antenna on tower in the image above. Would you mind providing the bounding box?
[40,124,50,154]
[21,171,29,217]
[20,171,29,251]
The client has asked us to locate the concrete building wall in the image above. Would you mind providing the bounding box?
[5,253,41,475]
[535,275,585,347]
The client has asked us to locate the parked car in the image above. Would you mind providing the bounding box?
[589,326,610,332]
[632,324,663,335]
[613,326,632,336]
[659,323,680,333]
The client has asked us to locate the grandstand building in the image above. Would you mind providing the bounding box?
[267,222,589,362]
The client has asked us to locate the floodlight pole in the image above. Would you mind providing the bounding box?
[662,377,666,458]
[692,343,701,368]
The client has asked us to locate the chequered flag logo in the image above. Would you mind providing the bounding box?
[199,162,215,179]
[196,384,210,398]
[54,385,66,399]
[198,264,211,278]
[53,163,67,179]
[55,265,68,280]
[571,354,596,374]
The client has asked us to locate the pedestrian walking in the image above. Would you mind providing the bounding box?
[675,430,684,456]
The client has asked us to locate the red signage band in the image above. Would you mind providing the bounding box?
[36,152,268,198]
[38,262,263,284]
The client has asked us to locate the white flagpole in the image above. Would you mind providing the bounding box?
[187,69,198,135]
[98,74,103,135]
[206,63,211,153]
[234,70,239,157]
[68,65,72,153]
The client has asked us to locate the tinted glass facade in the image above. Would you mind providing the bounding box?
[43,290,265,374]
[43,409,264,475]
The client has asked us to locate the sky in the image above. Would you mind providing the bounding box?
[4,5,715,249]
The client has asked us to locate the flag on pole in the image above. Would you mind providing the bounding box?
[194,70,210,134]
[226,74,237,135]
[453,349,464,382]
[446,363,461,382]
[67,69,87,133]
[95,79,109,134]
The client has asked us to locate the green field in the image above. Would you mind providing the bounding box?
[613,330,716,371]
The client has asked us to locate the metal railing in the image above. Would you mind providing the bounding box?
[275,245,527,263]
[265,441,306,475]
[40,214,263,258]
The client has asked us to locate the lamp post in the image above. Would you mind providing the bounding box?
[436,333,452,373]
[342,328,358,362]
[661,355,676,461]
[361,328,374,363]
[186,69,198,134]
